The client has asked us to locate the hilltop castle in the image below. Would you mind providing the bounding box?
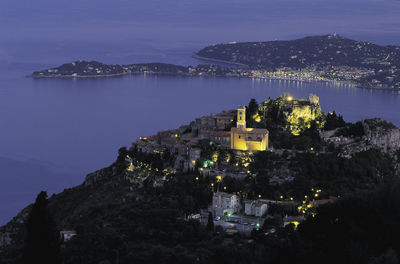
[260,93,323,135]
[230,106,269,151]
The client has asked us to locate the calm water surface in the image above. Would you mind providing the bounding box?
[1,0,400,224]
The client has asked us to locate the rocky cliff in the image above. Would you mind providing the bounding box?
[362,118,400,153]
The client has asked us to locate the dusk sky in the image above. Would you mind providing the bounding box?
[1,0,400,66]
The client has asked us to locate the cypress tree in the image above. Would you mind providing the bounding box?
[22,191,61,264]
[206,212,214,232]
[248,98,259,116]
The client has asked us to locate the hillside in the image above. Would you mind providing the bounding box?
[196,35,400,89]
[196,35,400,69]
[1,94,400,263]
[30,35,400,89]
[1,147,399,264]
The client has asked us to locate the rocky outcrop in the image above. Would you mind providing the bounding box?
[84,166,115,186]
[362,118,400,153]
[0,206,31,248]
[0,232,11,247]
[335,119,400,158]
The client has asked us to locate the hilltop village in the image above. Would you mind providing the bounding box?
[1,93,400,263]
[99,93,400,233]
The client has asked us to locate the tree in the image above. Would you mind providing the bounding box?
[22,191,61,264]
[325,111,345,130]
[248,98,259,117]
[206,212,214,232]
[117,146,128,163]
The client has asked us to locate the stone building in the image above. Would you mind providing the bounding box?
[244,200,269,217]
[230,106,269,151]
[215,111,235,130]
[212,192,240,217]
[211,131,231,149]
[189,147,201,169]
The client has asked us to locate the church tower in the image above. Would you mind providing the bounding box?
[237,106,246,129]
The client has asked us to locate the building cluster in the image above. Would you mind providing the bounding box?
[209,190,338,231]
[211,192,273,218]
[133,106,269,172]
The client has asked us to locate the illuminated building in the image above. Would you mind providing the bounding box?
[189,147,201,170]
[212,192,240,217]
[283,216,305,229]
[230,106,269,151]
[244,200,269,217]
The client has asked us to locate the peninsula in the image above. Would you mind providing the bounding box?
[196,34,400,89]
[30,35,400,90]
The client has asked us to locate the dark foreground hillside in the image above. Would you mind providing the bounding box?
[1,148,400,264]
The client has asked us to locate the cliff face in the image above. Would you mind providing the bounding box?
[0,205,31,249]
[336,119,400,161]
[362,118,400,153]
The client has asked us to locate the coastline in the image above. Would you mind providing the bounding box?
[28,70,400,91]
[27,72,131,79]
[27,61,399,92]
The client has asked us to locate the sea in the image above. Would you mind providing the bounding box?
[1,0,400,225]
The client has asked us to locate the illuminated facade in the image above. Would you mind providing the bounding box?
[212,192,240,217]
[230,106,269,151]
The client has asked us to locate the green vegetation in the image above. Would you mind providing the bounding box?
[335,121,365,138]
[298,182,400,264]
[31,35,400,89]
[244,96,325,150]
[1,93,400,263]
[258,94,325,136]
[250,149,395,199]
[324,111,346,130]
[196,35,400,89]
[196,35,400,70]
[1,144,399,264]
